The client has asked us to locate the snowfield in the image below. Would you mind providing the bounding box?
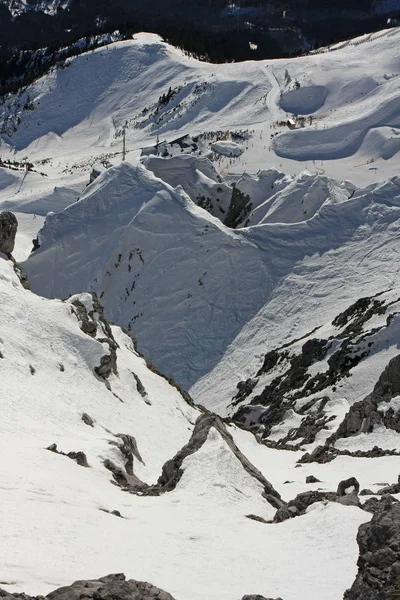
[0,256,380,600]
[1,26,400,600]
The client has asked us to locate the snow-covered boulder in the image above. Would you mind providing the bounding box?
[211,140,245,157]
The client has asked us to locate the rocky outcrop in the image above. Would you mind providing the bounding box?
[46,443,89,467]
[331,354,400,443]
[228,291,400,450]
[337,477,360,496]
[0,573,176,600]
[104,412,284,508]
[224,186,252,228]
[109,433,144,474]
[344,498,400,600]
[151,413,284,507]
[274,476,365,522]
[362,495,399,515]
[377,474,400,495]
[68,293,119,379]
[241,596,283,600]
[306,475,320,483]
[81,412,94,427]
[274,490,337,522]
[232,336,334,443]
[299,444,400,464]
[0,211,18,257]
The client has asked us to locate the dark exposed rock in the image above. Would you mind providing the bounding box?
[81,412,95,427]
[274,481,366,523]
[143,356,196,408]
[256,350,281,378]
[113,413,285,507]
[274,489,336,523]
[224,186,252,229]
[233,337,340,442]
[241,596,283,600]
[0,211,18,257]
[231,377,259,407]
[327,354,400,448]
[230,291,400,449]
[360,489,375,496]
[103,458,130,487]
[337,477,360,497]
[344,499,400,600]
[46,443,89,467]
[362,495,399,514]
[376,474,400,495]
[69,293,119,379]
[0,573,177,600]
[109,433,144,475]
[246,514,269,523]
[332,296,385,336]
[130,371,147,398]
[95,352,118,380]
[298,444,338,464]
[70,300,97,337]
[32,236,40,252]
[329,354,400,447]
[13,264,30,289]
[67,451,89,468]
[99,508,124,518]
[306,475,320,484]
[151,413,284,507]
[273,504,300,522]
[298,444,400,465]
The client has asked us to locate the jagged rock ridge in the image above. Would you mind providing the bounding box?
[230,288,400,456]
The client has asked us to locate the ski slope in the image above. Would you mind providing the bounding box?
[0,27,399,196]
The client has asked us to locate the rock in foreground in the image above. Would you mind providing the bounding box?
[0,573,176,600]
[0,211,18,257]
[344,499,400,600]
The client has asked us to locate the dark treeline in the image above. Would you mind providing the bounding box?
[0,0,397,95]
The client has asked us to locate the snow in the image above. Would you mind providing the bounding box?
[1,28,400,600]
[142,154,233,219]
[279,84,328,115]
[192,178,400,412]
[0,256,375,600]
[335,427,400,452]
[210,140,245,157]
[1,27,396,396]
[1,27,400,192]
[12,212,46,262]
[230,424,400,498]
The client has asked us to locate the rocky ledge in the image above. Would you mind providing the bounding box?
[0,573,283,600]
[344,497,400,600]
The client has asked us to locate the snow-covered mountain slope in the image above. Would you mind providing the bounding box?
[23,163,400,396]
[2,252,386,600]
[23,162,275,389]
[142,154,233,221]
[0,27,399,196]
[192,175,400,406]
[142,154,356,228]
[233,168,355,227]
[3,27,400,600]
[2,0,69,15]
[225,288,400,454]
